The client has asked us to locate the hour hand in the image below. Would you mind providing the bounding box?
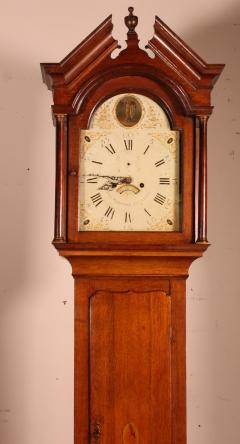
[98,176,132,191]
[86,174,132,190]
[98,179,119,190]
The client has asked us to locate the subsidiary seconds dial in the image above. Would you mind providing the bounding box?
[79,129,180,231]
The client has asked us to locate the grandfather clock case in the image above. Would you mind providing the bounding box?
[41,8,224,444]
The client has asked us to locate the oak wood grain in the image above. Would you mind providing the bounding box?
[90,290,171,443]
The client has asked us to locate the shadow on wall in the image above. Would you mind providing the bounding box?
[0,50,73,442]
[186,3,240,444]
[0,53,39,442]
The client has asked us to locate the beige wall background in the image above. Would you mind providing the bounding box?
[0,0,240,443]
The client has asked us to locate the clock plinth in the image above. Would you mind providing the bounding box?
[41,8,223,444]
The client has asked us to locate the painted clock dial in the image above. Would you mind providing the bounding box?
[79,94,181,231]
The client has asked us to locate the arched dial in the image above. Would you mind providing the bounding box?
[79,129,180,231]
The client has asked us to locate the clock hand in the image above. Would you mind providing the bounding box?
[85,174,132,190]
[98,180,118,191]
[86,174,132,184]
[99,178,131,191]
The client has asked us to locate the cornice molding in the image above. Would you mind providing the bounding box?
[41,12,224,115]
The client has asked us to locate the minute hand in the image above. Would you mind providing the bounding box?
[87,174,131,184]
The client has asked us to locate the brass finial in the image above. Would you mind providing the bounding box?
[125,7,138,33]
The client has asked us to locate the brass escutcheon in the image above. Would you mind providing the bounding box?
[123,423,139,443]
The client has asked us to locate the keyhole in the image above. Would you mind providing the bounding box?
[92,421,101,442]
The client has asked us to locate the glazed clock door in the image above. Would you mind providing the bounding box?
[79,94,181,233]
[90,289,171,443]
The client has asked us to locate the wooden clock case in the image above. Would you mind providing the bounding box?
[41,8,224,444]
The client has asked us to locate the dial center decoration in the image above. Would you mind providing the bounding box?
[117,184,140,195]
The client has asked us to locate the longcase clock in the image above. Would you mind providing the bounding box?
[41,8,224,444]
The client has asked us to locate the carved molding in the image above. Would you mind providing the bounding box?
[41,11,224,115]
[147,16,224,90]
[41,15,119,90]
